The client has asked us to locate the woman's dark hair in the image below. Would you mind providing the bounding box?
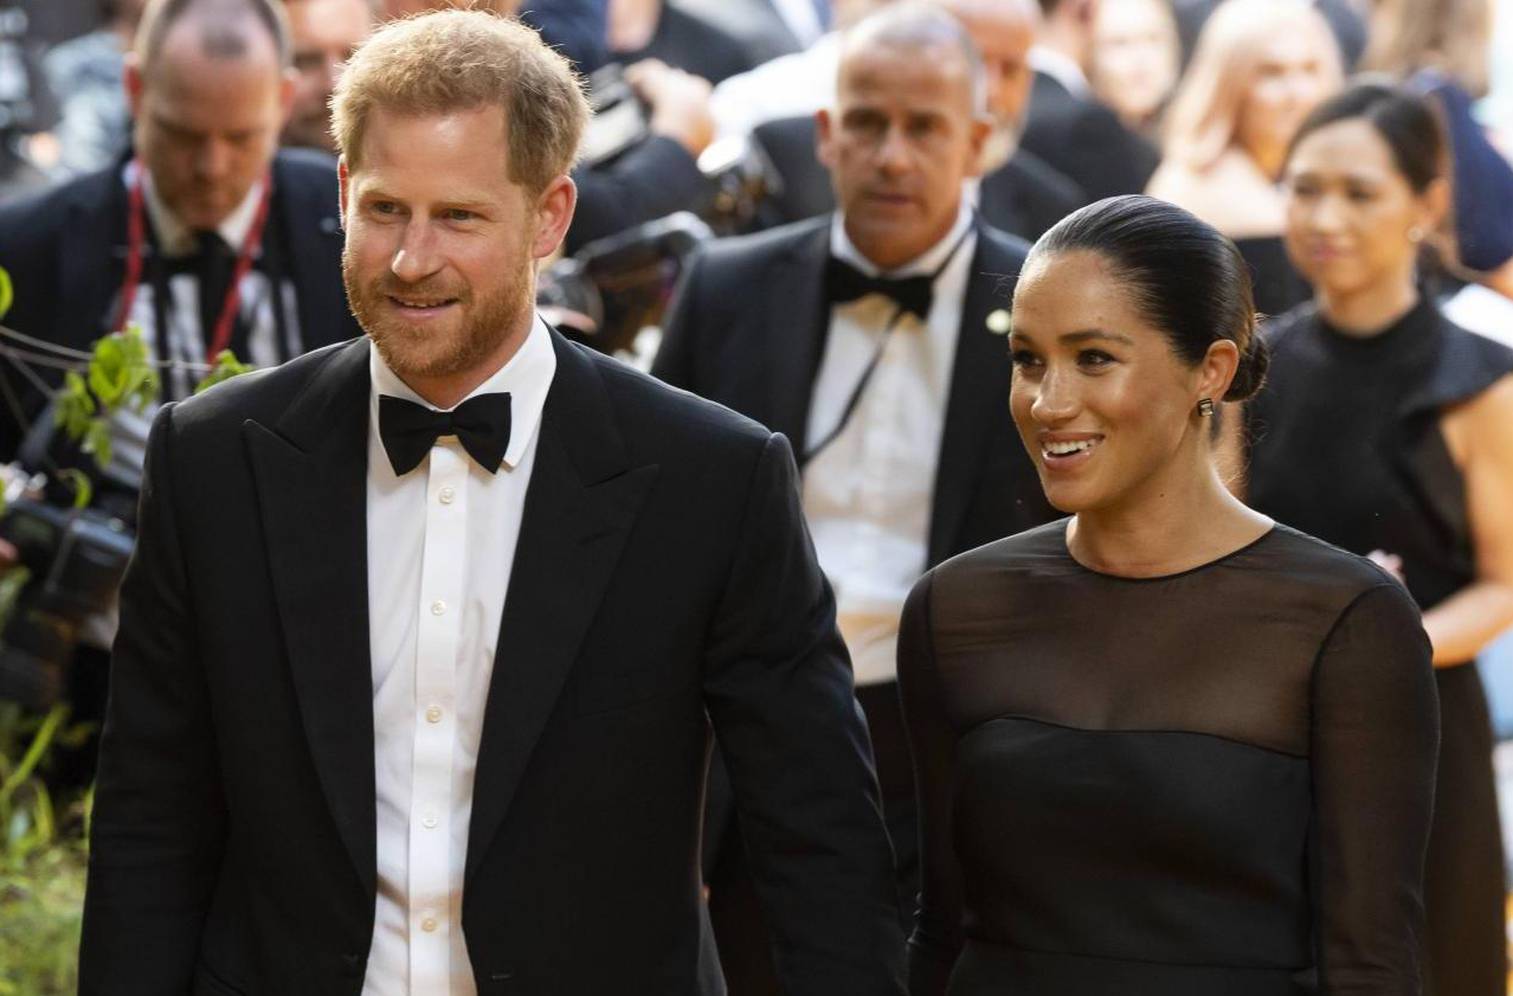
[1028,195,1268,402]
[1285,80,1447,193]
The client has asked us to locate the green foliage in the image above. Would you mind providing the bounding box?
[50,325,256,471]
[53,326,159,470]
[0,703,92,996]
[0,266,12,322]
[194,350,256,395]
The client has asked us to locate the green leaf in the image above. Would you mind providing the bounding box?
[82,420,113,470]
[194,350,256,395]
[54,470,92,510]
[0,265,12,321]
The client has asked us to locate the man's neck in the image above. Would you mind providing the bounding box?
[840,199,971,274]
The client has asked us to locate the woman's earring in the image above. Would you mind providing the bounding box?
[1408,226,1425,243]
[1196,398,1216,418]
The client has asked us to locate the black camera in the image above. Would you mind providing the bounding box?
[0,492,134,710]
[539,211,712,355]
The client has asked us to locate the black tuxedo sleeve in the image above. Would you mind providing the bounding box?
[701,431,906,995]
[79,404,226,995]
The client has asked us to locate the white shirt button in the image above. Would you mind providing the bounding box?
[420,915,438,933]
[425,705,443,723]
[431,600,446,616]
[438,486,455,505]
[422,813,438,829]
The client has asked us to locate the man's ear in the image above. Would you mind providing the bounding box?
[815,107,836,171]
[337,157,350,229]
[277,68,298,126]
[124,53,145,119]
[532,174,578,260]
[964,115,992,179]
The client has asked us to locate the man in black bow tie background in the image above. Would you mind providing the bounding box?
[654,5,1058,992]
[80,9,904,996]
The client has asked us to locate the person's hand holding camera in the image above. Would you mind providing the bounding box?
[623,59,715,158]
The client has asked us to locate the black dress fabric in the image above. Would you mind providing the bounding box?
[1247,298,1513,996]
[899,520,1438,996]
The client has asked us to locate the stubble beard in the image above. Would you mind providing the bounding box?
[343,245,533,383]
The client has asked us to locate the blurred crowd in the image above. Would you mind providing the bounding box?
[0,0,1510,342]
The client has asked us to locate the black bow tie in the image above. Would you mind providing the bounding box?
[825,256,934,321]
[378,393,513,476]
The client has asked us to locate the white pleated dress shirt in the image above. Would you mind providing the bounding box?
[362,316,556,996]
[802,203,975,686]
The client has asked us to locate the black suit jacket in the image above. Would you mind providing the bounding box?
[749,114,1083,243]
[653,216,1057,568]
[0,148,360,460]
[1020,70,1160,204]
[78,332,904,996]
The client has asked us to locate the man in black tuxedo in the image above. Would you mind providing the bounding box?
[79,9,903,996]
[0,0,360,467]
[1020,0,1159,203]
[654,7,1056,993]
[746,0,1083,242]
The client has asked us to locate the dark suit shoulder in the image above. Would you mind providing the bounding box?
[975,223,1032,267]
[586,344,773,453]
[273,147,339,187]
[168,337,361,436]
[0,165,118,252]
[697,214,828,271]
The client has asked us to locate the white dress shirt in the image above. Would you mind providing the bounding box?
[107,162,303,488]
[802,203,975,686]
[363,317,557,996]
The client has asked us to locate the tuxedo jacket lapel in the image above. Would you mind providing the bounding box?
[929,232,1021,566]
[764,221,831,454]
[466,333,658,882]
[244,338,377,895]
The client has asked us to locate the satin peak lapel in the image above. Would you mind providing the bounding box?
[244,338,377,895]
[466,335,658,882]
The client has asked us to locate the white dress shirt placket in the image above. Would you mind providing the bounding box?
[407,441,470,990]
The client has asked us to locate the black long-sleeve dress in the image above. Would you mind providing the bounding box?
[1247,297,1513,996]
[899,519,1438,996]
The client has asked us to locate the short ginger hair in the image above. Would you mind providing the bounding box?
[330,9,589,193]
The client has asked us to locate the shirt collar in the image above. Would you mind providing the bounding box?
[127,159,267,258]
[368,313,558,470]
[830,197,975,279]
[1030,45,1091,99]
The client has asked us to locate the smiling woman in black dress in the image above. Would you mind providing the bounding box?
[1247,83,1513,996]
[900,195,1438,996]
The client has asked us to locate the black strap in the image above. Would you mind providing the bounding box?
[801,219,975,466]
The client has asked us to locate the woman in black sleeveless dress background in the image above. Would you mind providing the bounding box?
[1247,83,1513,996]
[901,194,1438,995]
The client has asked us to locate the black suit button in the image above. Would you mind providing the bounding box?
[490,968,515,981]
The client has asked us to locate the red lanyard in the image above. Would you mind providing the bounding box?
[114,161,274,361]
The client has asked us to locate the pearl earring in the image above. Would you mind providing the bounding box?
[1408,226,1425,243]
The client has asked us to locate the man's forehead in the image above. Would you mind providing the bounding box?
[837,45,974,105]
